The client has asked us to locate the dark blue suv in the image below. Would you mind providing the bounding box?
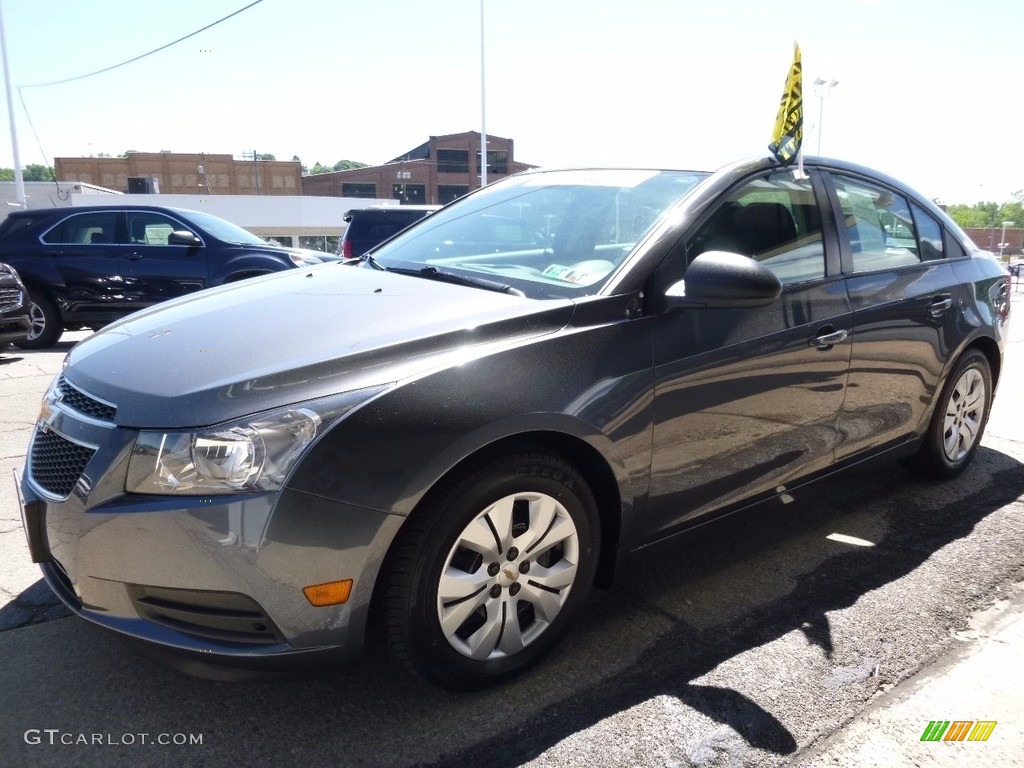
[0,205,329,348]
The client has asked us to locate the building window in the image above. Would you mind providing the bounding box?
[438,185,470,205]
[393,184,426,204]
[342,183,377,198]
[475,150,509,175]
[437,149,469,174]
[299,235,340,253]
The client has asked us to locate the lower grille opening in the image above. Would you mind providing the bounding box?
[126,584,284,646]
[30,427,96,499]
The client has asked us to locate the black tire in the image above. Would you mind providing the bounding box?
[379,451,599,690]
[904,349,992,479]
[14,291,63,350]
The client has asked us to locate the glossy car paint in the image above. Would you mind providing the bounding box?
[19,157,1010,678]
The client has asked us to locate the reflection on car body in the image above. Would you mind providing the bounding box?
[18,157,1010,690]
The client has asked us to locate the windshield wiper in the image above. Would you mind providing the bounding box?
[361,253,386,270]
[387,266,526,297]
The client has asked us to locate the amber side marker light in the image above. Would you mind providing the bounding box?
[303,579,353,607]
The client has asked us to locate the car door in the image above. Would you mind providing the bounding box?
[644,168,853,540]
[822,171,966,461]
[38,209,132,321]
[121,211,209,310]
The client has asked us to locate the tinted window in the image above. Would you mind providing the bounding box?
[831,175,920,272]
[911,204,944,261]
[687,171,826,285]
[42,211,120,245]
[944,231,968,260]
[127,212,178,245]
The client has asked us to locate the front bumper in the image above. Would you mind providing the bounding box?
[21,456,404,678]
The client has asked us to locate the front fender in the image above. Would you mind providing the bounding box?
[287,316,655,523]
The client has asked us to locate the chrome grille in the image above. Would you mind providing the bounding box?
[29,427,95,499]
[56,376,116,422]
[0,285,22,313]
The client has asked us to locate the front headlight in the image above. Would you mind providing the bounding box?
[287,250,323,267]
[126,386,385,495]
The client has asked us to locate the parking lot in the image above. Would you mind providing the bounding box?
[1,291,1022,768]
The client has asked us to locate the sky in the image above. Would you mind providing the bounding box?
[1,0,1022,204]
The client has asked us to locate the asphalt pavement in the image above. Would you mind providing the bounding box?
[0,283,1022,768]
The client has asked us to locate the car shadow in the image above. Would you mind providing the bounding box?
[2,446,1022,768]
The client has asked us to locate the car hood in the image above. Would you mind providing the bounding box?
[63,264,574,428]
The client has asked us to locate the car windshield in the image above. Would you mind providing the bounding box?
[182,210,269,246]
[369,169,708,299]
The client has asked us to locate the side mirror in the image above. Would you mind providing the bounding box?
[168,230,202,247]
[665,251,782,309]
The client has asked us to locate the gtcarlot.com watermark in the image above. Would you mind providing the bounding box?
[25,729,203,746]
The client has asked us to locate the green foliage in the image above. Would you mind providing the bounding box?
[946,200,1023,229]
[257,153,276,161]
[306,159,369,175]
[0,165,54,182]
[333,159,368,171]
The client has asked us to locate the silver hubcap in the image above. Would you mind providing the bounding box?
[27,302,46,340]
[942,367,986,462]
[436,491,580,660]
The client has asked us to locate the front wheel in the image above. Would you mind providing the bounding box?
[904,349,992,479]
[379,452,599,689]
[14,291,63,349]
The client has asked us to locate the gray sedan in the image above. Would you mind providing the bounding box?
[18,157,1010,689]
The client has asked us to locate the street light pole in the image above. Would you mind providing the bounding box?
[1000,220,1015,259]
[0,1,26,208]
[813,78,839,155]
[479,0,487,189]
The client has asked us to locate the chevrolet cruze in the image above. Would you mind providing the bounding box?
[18,157,1010,689]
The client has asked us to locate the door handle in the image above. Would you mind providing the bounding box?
[126,251,143,261]
[929,295,953,317]
[809,328,849,350]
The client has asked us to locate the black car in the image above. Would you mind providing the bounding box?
[340,205,440,258]
[0,205,330,348]
[19,158,1010,690]
[0,261,32,349]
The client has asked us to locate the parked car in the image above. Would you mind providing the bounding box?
[0,206,331,349]
[0,261,32,350]
[339,205,440,258]
[19,157,1010,690]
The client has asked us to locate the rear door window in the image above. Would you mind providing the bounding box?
[830,175,921,272]
[42,211,121,245]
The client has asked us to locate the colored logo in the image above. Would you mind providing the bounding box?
[920,720,997,742]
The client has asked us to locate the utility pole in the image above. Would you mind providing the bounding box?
[0,1,26,208]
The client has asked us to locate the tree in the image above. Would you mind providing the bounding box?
[23,164,54,181]
[332,159,368,171]
[257,153,276,161]
[0,168,13,181]
[945,201,1023,230]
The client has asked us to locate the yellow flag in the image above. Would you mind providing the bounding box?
[768,43,803,166]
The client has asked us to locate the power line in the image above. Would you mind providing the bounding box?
[19,0,264,89]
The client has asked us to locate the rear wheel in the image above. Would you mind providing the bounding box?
[904,349,992,479]
[14,291,63,350]
[379,451,599,690]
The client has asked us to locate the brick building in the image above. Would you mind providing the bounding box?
[55,152,302,196]
[964,227,1023,257]
[301,131,534,205]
